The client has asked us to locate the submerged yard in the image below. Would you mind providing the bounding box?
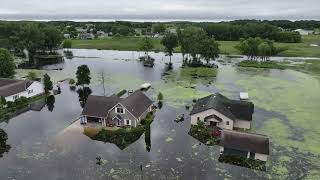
[0,49,320,179]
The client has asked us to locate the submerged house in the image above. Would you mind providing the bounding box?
[0,78,44,102]
[81,90,153,127]
[219,130,270,161]
[190,93,254,130]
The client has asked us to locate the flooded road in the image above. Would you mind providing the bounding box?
[0,49,319,179]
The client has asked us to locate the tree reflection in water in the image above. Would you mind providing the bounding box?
[0,129,10,158]
[46,95,56,112]
[77,87,92,108]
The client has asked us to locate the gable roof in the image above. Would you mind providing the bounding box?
[0,78,33,97]
[220,130,270,155]
[190,93,254,121]
[82,95,121,117]
[120,90,153,118]
[82,90,153,119]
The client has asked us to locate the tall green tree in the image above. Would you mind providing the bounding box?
[0,48,15,78]
[19,23,45,64]
[43,74,53,93]
[161,33,178,64]
[76,65,91,86]
[199,38,220,64]
[43,27,63,52]
[139,37,154,57]
[62,39,72,51]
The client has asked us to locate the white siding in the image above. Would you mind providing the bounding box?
[4,81,44,102]
[255,153,268,162]
[190,109,234,130]
[234,119,251,129]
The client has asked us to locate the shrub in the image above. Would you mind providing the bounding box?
[116,89,127,97]
[69,78,76,85]
[157,92,163,101]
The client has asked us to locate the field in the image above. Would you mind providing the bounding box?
[72,35,320,57]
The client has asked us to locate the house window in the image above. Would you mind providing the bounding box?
[28,89,33,94]
[116,107,124,114]
[125,119,131,126]
[197,117,200,121]
[226,121,230,125]
[13,95,19,100]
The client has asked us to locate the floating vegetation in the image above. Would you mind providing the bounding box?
[218,154,266,171]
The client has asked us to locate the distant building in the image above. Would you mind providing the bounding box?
[190,93,254,130]
[63,34,71,39]
[219,130,270,162]
[294,29,314,35]
[78,33,94,40]
[96,31,108,38]
[81,90,154,127]
[0,78,44,102]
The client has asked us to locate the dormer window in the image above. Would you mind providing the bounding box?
[116,107,124,114]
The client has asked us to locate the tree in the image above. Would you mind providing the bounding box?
[258,42,271,61]
[26,71,37,80]
[76,65,91,86]
[46,95,55,112]
[0,48,15,78]
[43,27,63,52]
[153,24,166,34]
[0,129,11,158]
[157,92,164,102]
[62,39,72,51]
[19,23,45,64]
[199,38,220,64]
[43,74,53,93]
[161,33,178,64]
[139,37,154,57]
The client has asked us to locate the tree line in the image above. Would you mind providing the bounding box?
[202,22,302,43]
[0,22,63,64]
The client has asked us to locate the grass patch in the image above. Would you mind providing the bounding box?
[72,35,320,58]
[237,60,286,70]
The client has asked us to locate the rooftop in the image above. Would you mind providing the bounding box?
[82,90,153,119]
[190,93,254,121]
[0,78,33,97]
[220,130,270,155]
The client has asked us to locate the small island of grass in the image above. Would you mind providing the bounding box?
[237,60,286,70]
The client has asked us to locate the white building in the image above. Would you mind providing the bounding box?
[0,78,44,102]
[190,93,254,130]
[294,29,314,35]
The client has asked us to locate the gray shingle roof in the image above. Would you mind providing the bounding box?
[120,90,153,118]
[0,78,33,97]
[82,90,153,119]
[190,93,254,121]
[82,95,120,117]
[220,130,270,155]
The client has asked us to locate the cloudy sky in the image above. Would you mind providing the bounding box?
[0,0,319,21]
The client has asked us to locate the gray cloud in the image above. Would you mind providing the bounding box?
[0,0,319,21]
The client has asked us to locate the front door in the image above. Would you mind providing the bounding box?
[117,119,121,127]
[210,121,217,127]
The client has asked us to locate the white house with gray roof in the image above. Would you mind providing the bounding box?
[0,78,44,102]
[81,90,154,127]
[190,93,254,130]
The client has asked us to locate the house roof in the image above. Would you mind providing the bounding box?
[220,130,270,155]
[0,78,33,97]
[82,90,153,119]
[82,95,120,117]
[120,90,153,118]
[190,93,254,121]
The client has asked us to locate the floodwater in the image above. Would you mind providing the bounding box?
[1,49,320,179]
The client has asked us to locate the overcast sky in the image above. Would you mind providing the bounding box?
[0,0,319,21]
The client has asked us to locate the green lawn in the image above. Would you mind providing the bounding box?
[72,35,320,58]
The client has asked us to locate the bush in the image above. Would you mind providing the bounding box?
[69,78,76,85]
[116,89,127,97]
[157,92,163,101]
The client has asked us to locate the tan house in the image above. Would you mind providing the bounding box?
[80,90,153,127]
[190,93,254,130]
[219,130,270,162]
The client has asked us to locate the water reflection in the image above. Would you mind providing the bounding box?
[77,87,92,108]
[0,129,10,158]
[46,95,56,112]
[218,154,267,171]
